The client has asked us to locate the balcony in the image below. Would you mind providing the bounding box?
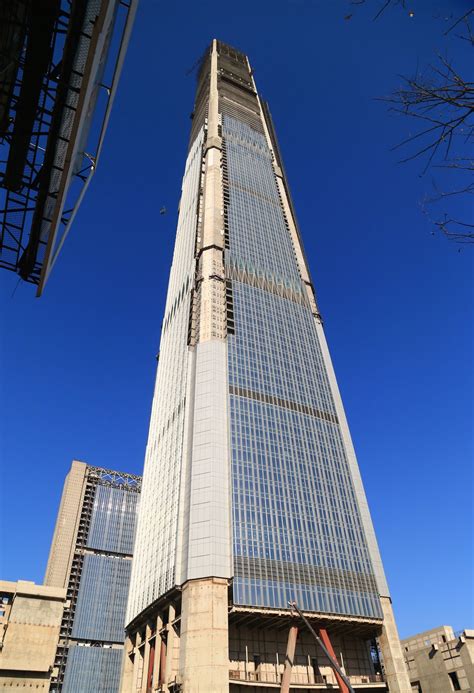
[229,669,386,688]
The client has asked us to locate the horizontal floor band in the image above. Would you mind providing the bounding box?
[229,384,338,424]
[234,556,378,596]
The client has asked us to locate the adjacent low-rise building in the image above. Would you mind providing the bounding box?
[0,579,66,690]
[402,626,474,692]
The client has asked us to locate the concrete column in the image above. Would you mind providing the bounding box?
[378,597,412,693]
[179,578,229,692]
[281,625,298,692]
[182,36,231,587]
[207,40,219,140]
[163,604,177,691]
[127,631,142,693]
[152,614,163,691]
[136,632,145,692]
[141,624,152,693]
[119,635,135,693]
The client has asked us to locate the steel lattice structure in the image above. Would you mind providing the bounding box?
[0,0,138,295]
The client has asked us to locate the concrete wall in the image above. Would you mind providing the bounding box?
[403,628,474,693]
[179,578,229,692]
[0,580,66,690]
[44,459,87,588]
[377,597,412,693]
[402,624,455,652]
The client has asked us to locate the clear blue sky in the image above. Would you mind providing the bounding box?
[0,0,472,638]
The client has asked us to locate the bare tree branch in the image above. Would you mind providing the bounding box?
[381,55,473,239]
[444,8,474,36]
[434,216,474,243]
[349,0,407,21]
[434,158,474,172]
[349,1,474,244]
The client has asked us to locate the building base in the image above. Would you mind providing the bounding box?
[120,582,414,693]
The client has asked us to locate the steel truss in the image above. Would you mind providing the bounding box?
[0,0,138,295]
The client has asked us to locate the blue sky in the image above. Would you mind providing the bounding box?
[0,0,472,638]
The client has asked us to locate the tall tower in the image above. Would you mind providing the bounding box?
[122,40,410,693]
[45,460,141,692]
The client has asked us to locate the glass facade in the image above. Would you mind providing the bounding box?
[72,554,132,641]
[87,485,139,555]
[223,113,382,619]
[126,130,205,624]
[61,474,139,692]
[126,41,387,636]
[62,646,123,693]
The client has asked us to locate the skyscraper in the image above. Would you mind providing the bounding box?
[122,40,410,693]
[45,460,141,692]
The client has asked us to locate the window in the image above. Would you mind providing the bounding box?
[0,609,5,618]
[448,671,461,691]
[411,683,422,693]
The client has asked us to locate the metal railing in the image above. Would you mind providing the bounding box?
[229,669,384,685]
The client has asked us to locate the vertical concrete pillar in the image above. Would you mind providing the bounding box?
[207,39,219,139]
[137,633,146,692]
[151,614,162,691]
[130,631,143,693]
[119,635,135,693]
[281,625,298,692]
[179,578,229,692]
[146,635,156,693]
[378,597,412,693]
[164,603,177,691]
[182,36,231,588]
[141,624,152,693]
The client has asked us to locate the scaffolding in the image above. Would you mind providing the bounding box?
[0,0,138,295]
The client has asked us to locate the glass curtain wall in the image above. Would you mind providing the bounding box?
[222,112,382,619]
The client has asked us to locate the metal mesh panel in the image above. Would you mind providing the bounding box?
[62,645,122,693]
